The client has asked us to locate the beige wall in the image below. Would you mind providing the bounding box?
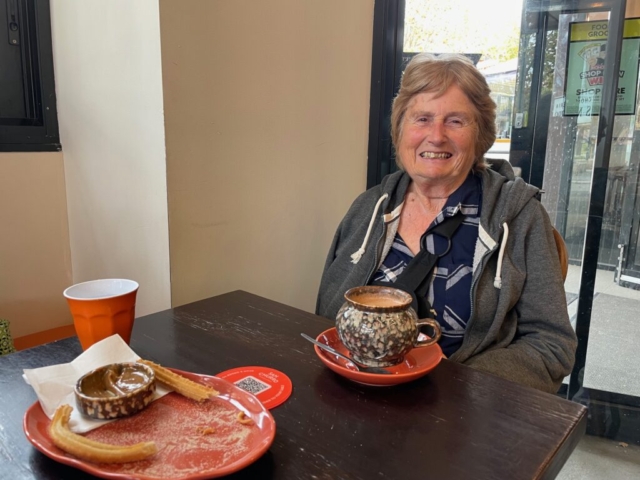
[160,0,374,311]
[0,153,72,338]
[50,0,171,317]
[1,0,374,340]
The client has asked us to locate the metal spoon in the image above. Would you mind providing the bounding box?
[301,333,391,375]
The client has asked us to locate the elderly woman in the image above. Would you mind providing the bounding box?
[316,53,576,393]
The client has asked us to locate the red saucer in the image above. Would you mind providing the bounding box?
[314,327,443,386]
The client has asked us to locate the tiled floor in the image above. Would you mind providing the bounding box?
[565,265,640,302]
[558,434,640,479]
[564,266,640,397]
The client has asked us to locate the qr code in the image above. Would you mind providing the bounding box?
[234,376,271,395]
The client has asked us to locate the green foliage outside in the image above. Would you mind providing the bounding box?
[0,319,16,355]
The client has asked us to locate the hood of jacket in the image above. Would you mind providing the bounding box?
[368,159,539,232]
[479,159,541,241]
[474,159,541,289]
[349,159,541,267]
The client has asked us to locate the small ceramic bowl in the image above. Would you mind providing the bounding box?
[74,362,156,420]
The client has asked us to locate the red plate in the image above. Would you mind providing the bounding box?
[23,368,276,479]
[315,327,444,386]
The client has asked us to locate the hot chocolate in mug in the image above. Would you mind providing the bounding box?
[335,286,442,368]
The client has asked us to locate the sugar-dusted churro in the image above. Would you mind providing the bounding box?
[48,404,157,463]
[138,359,218,402]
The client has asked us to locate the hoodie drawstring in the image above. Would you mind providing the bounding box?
[493,222,509,289]
[350,194,389,264]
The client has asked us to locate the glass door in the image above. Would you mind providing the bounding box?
[513,0,640,444]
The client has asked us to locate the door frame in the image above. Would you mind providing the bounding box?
[366,0,405,190]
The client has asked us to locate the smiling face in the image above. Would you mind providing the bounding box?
[398,85,478,191]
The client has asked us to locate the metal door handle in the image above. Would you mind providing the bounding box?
[6,0,20,46]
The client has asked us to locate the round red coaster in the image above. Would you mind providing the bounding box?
[216,366,292,410]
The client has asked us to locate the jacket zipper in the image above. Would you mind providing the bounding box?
[466,244,498,337]
[365,220,387,283]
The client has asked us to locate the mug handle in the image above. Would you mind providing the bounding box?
[414,319,442,347]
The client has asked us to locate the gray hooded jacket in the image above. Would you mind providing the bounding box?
[316,160,577,393]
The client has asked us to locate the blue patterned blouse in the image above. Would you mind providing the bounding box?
[371,174,482,357]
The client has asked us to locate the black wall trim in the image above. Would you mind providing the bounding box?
[366,0,405,189]
[0,0,60,152]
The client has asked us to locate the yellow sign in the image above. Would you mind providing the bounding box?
[570,18,640,41]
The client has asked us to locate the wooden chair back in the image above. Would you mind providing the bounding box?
[552,227,569,281]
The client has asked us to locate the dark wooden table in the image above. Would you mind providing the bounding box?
[1,290,586,479]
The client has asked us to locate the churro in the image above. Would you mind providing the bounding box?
[237,411,254,425]
[138,359,218,402]
[48,404,157,463]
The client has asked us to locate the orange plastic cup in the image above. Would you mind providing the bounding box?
[63,279,139,350]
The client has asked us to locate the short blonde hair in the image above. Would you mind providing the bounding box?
[391,53,496,171]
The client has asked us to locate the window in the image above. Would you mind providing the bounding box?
[0,0,59,151]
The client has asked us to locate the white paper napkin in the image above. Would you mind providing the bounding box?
[23,334,169,433]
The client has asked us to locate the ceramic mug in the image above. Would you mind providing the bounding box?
[335,285,441,367]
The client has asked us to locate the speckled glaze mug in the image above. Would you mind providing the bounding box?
[335,286,442,367]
